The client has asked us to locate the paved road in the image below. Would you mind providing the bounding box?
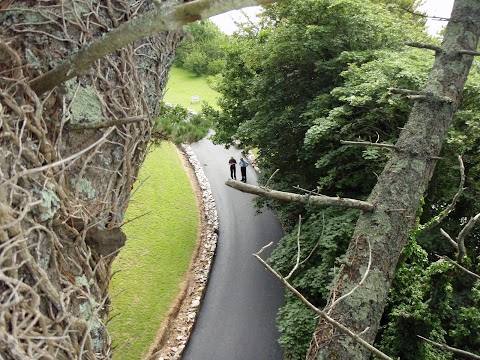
[182,136,284,360]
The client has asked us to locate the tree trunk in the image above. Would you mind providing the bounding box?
[307,0,480,358]
[0,2,181,358]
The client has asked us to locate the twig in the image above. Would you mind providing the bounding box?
[440,228,458,250]
[285,215,303,280]
[265,169,279,188]
[438,255,480,280]
[458,50,480,56]
[12,127,114,179]
[417,335,480,360]
[405,42,442,52]
[421,155,465,231]
[226,179,375,212]
[254,248,393,360]
[69,116,146,130]
[120,211,152,228]
[285,212,325,280]
[340,140,398,151]
[325,237,372,314]
[457,213,480,264]
[388,88,422,96]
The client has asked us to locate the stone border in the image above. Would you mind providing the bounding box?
[147,144,219,360]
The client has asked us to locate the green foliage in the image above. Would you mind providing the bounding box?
[268,208,359,358]
[276,295,317,360]
[175,20,228,76]
[153,102,211,144]
[109,143,198,359]
[208,0,480,357]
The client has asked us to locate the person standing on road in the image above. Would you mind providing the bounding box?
[239,157,249,183]
[229,156,237,180]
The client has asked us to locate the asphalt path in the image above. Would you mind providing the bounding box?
[182,135,284,360]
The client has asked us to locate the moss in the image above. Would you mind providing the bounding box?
[68,83,104,125]
[71,177,96,200]
[34,181,60,222]
[79,297,104,352]
[343,269,388,321]
[75,275,94,288]
[410,159,426,174]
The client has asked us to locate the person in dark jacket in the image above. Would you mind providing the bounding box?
[239,157,249,182]
[229,157,237,179]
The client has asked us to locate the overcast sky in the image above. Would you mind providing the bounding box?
[210,0,455,36]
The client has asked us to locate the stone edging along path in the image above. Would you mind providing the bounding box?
[146,144,219,360]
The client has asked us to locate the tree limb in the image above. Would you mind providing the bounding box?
[405,42,442,52]
[458,49,480,56]
[225,179,375,212]
[253,246,393,360]
[69,116,146,130]
[438,255,480,280]
[418,335,480,360]
[440,228,458,250]
[457,212,480,263]
[421,155,465,231]
[29,0,284,95]
[340,140,398,151]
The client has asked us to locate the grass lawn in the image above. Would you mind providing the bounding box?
[109,142,198,359]
[109,67,218,359]
[163,66,220,112]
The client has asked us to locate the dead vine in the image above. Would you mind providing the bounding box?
[0,1,182,358]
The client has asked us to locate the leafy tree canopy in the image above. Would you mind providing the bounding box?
[206,0,480,358]
[175,20,229,76]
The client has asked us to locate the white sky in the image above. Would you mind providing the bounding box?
[210,0,455,36]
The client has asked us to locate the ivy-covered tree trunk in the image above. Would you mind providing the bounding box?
[0,2,181,358]
[307,0,480,358]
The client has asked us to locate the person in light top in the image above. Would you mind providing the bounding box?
[239,157,250,183]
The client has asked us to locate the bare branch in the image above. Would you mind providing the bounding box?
[440,228,458,250]
[340,140,398,151]
[388,88,422,96]
[225,179,375,212]
[457,213,480,264]
[421,155,465,231]
[418,335,480,360]
[30,0,284,95]
[12,127,114,179]
[69,116,146,130]
[285,215,303,280]
[405,42,442,52]
[438,255,480,280]
[265,168,280,188]
[325,237,372,314]
[458,49,480,56]
[406,94,429,101]
[253,249,393,360]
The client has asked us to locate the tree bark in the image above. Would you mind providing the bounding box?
[306,0,480,358]
[0,1,180,359]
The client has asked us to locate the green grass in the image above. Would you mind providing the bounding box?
[109,67,218,359]
[163,66,220,112]
[109,142,198,359]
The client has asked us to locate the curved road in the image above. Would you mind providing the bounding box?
[182,136,284,360]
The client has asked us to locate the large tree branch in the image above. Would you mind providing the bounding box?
[225,179,375,212]
[29,0,283,95]
[253,243,393,360]
[418,336,480,360]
